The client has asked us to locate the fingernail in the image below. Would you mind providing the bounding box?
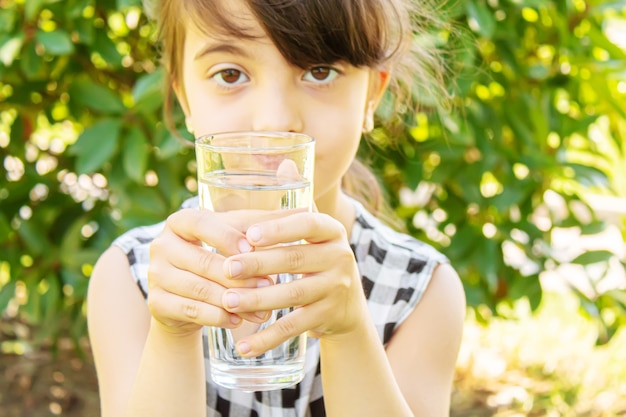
[247,226,261,243]
[228,260,242,278]
[237,341,251,355]
[238,239,252,253]
[257,279,271,288]
[255,311,268,320]
[230,314,242,325]
[224,292,239,308]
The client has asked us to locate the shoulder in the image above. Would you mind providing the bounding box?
[385,261,465,414]
[87,246,152,417]
[387,261,465,368]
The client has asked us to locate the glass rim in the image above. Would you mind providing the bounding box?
[195,131,314,152]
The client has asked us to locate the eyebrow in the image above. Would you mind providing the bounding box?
[194,42,252,61]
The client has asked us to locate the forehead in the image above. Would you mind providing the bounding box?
[175,0,390,70]
[184,0,264,42]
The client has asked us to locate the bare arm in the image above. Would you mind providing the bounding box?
[217,212,465,416]
[87,246,149,416]
[319,264,464,417]
[88,209,273,417]
[88,246,206,417]
[386,263,466,416]
[318,314,414,416]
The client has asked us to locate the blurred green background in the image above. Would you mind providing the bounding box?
[0,0,625,415]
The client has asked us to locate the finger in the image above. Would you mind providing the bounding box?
[245,212,345,248]
[234,307,314,357]
[276,158,300,181]
[154,267,271,304]
[166,208,307,255]
[165,208,252,256]
[158,269,273,324]
[148,287,243,329]
[223,240,351,279]
[221,276,329,313]
[155,237,271,289]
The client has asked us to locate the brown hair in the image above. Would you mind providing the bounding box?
[146,0,450,221]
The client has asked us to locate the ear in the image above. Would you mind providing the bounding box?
[366,69,391,113]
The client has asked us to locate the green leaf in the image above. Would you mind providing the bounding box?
[441,0,469,19]
[473,238,501,292]
[571,250,615,265]
[20,41,45,80]
[464,284,487,308]
[514,0,547,7]
[69,76,126,114]
[466,1,496,39]
[403,160,423,190]
[490,183,531,211]
[93,30,123,67]
[66,0,93,19]
[41,275,61,319]
[70,119,122,173]
[59,217,89,269]
[25,0,47,21]
[73,17,95,45]
[509,273,542,310]
[590,2,626,15]
[580,221,608,235]
[566,163,610,188]
[123,126,149,182]
[117,0,142,8]
[18,220,49,256]
[447,223,481,260]
[155,128,189,159]
[0,7,16,33]
[0,34,24,66]
[528,64,550,80]
[35,29,75,56]
[587,20,626,60]
[0,280,16,312]
[505,106,535,147]
[0,211,12,242]
[132,68,165,114]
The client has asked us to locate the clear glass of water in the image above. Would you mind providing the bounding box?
[195,131,315,391]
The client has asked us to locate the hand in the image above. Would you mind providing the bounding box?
[146,208,278,336]
[219,211,369,356]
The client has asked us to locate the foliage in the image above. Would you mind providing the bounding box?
[365,0,626,343]
[0,0,625,351]
[0,0,191,350]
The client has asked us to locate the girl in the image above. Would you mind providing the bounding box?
[87,0,466,416]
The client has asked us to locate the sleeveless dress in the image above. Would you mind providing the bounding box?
[112,196,448,417]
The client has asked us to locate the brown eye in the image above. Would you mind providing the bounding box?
[212,68,249,86]
[304,66,338,83]
[220,69,243,84]
[310,67,331,80]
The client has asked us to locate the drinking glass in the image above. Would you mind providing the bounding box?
[195,131,315,391]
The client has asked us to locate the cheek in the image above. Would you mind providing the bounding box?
[186,94,251,136]
[312,110,363,157]
[312,118,363,183]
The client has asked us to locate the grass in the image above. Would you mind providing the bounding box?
[451,290,626,416]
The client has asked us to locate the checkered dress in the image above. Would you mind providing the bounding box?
[113,197,448,417]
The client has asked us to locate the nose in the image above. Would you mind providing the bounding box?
[251,82,304,133]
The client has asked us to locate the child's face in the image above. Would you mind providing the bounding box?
[175,0,384,204]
